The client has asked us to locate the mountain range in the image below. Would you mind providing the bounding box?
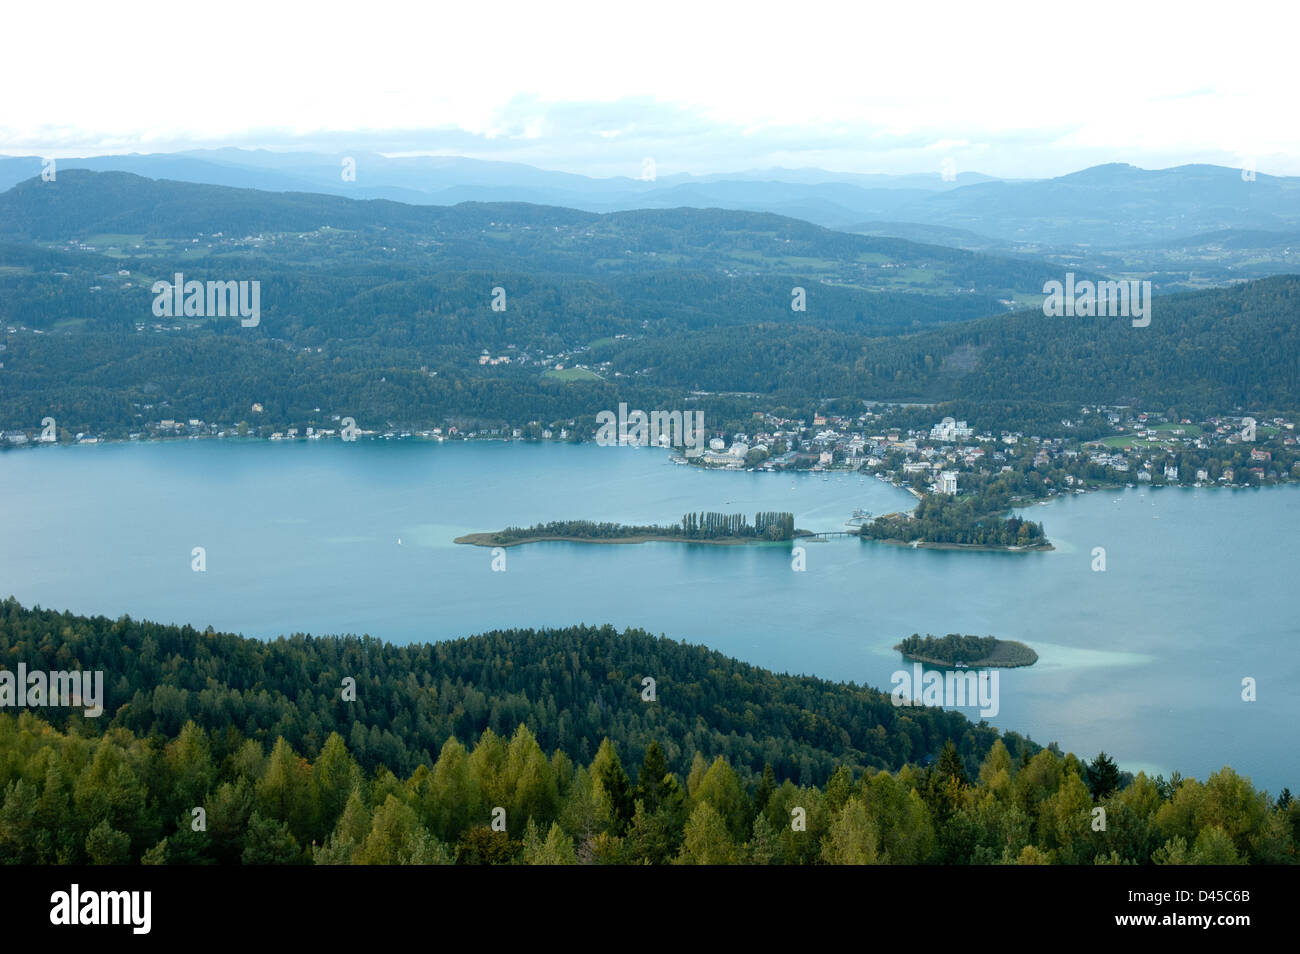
[1,170,1297,436]
[5,151,1299,247]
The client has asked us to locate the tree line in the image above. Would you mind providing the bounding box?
[2,714,1293,865]
[0,600,1293,864]
[490,512,797,543]
[861,493,1047,547]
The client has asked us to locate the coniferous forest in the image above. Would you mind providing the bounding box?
[483,512,798,544]
[0,600,1292,865]
[7,12,1300,942]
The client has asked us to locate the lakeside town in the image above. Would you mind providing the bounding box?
[6,401,1297,501]
[676,407,1300,495]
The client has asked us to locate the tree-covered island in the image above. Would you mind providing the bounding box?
[896,633,1039,668]
[859,490,1051,551]
[456,511,807,547]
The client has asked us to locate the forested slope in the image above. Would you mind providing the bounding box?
[1,600,1292,865]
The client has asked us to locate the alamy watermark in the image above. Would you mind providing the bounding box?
[0,664,104,717]
[595,402,705,453]
[1043,273,1151,328]
[50,884,150,934]
[890,663,999,718]
[151,272,260,327]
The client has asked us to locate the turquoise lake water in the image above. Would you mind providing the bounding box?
[2,438,1296,792]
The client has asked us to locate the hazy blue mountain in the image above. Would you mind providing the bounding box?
[7,151,1299,249]
[0,169,1059,282]
[0,150,984,228]
[0,153,325,194]
[0,170,1084,320]
[890,163,1300,245]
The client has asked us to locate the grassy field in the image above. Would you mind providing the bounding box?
[543,366,603,383]
[1097,422,1203,449]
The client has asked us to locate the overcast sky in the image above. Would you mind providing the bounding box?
[4,0,1294,179]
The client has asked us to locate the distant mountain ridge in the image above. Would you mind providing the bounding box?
[6,151,1297,245]
[0,150,985,230]
[0,169,1084,303]
[1,169,1296,436]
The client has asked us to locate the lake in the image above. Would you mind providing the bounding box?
[2,438,1296,793]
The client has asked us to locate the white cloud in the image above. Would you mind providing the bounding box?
[3,0,1295,176]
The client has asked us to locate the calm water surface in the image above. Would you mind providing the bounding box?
[2,439,1296,791]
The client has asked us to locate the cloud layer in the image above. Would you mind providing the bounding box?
[4,0,1293,178]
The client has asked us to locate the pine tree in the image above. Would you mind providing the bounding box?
[241,811,302,865]
[821,798,879,865]
[310,732,360,841]
[635,741,672,812]
[1086,751,1122,799]
[84,819,131,865]
[594,743,635,835]
[694,756,751,842]
[746,811,779,865]
[754,763,777,813]
[428,737,479,841]
[677,801,736,865]
[825,765,853,813]
[934,741,969,789]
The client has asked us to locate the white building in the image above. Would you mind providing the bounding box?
[930,417,973,442]
[940,470,958,495]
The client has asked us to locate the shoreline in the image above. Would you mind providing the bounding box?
[5,434,1282,504]
[898,652,1038,669]
[897,637,1040,668]
[864,537,1055,553]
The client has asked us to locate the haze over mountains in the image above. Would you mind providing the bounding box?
[0,169,1084,313]
[4,151,1300,250]
[0,150,990,230]
[1,169,1297,438]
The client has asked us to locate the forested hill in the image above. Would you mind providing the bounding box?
[606,275,1300,413]
[0,598,1028,784]
[0,170,595,240]
[921,275,1300,408]
[3,274,1297,435]
[2,600,1294,866]
[0,170,1085,295]
[2,171,1296,435]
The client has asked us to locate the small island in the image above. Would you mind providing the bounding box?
[859,492,1052,552]
[457,512,811,547]
[895,633,1039,668]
